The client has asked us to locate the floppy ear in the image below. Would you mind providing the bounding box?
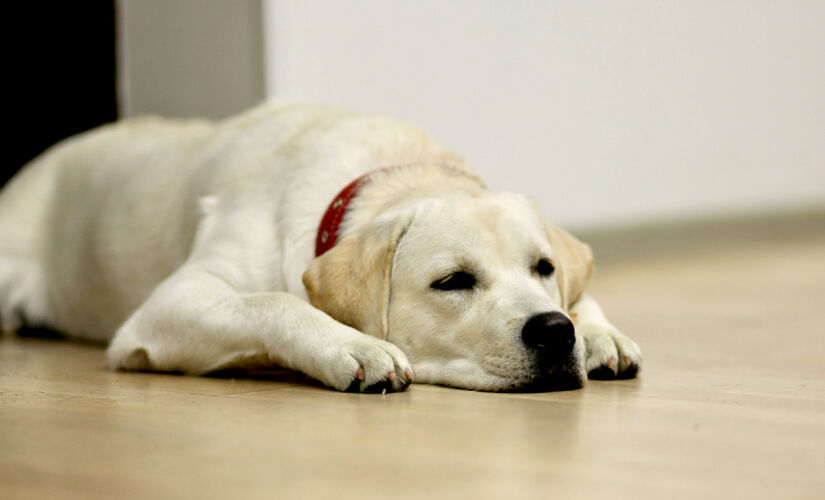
[302,215,410,339]
[544,223,594,311]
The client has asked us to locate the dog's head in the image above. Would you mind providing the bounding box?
[303,192,592,391]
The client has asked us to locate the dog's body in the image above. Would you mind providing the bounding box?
[0,103,640,392]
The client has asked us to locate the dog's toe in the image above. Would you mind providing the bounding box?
[617,355,640,379]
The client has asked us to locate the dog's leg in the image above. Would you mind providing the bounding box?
[571,293,641,379]
[106,265,413,393]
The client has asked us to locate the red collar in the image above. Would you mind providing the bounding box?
[315,171,374,257]
[314,163,476,257]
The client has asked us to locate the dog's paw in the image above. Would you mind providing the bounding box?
[321,334,414,393]
[578,323,641,380]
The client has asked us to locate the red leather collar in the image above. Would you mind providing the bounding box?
[314,163,474,257]
[314,171,373,257]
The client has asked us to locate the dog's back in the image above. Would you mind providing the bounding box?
[0,103,459,342]
[0,117,213,338]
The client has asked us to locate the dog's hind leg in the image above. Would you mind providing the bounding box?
[0,151,58,334]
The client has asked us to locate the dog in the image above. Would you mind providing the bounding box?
[0,103,641,393]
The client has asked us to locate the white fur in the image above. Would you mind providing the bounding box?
[0,102,640,392]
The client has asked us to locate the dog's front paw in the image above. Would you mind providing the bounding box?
[320,334,414,394]
[578,323,641,380]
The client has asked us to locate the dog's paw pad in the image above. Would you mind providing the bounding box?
[587,365,617,380]
[345,378,362,393]
[345,372,411,394]
[363,379,394,394]
[587,356,618,380]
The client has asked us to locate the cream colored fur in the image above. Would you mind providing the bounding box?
[0,103,640,392]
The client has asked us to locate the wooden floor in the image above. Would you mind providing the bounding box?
[2,236,825,499]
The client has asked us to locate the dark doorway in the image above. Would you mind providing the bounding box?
[6,2,117,187]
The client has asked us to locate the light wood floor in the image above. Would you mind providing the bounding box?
[2,236,824,499]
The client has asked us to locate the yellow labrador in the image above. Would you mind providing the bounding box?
[0,103,640,392]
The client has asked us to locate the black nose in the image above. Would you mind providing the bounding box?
[521,312,576,359]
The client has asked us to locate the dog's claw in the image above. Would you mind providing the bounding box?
[606,357,617,371]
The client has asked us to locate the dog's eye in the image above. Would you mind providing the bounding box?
[535,258,555,277]
[431,271,476,291]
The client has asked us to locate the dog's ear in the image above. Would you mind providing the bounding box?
[544,223,594,310]
[302,214,411,339]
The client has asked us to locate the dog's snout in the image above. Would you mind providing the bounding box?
[521,312,575,358]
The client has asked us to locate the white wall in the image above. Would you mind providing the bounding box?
[264,0,825,229]
[118,0,264,120]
